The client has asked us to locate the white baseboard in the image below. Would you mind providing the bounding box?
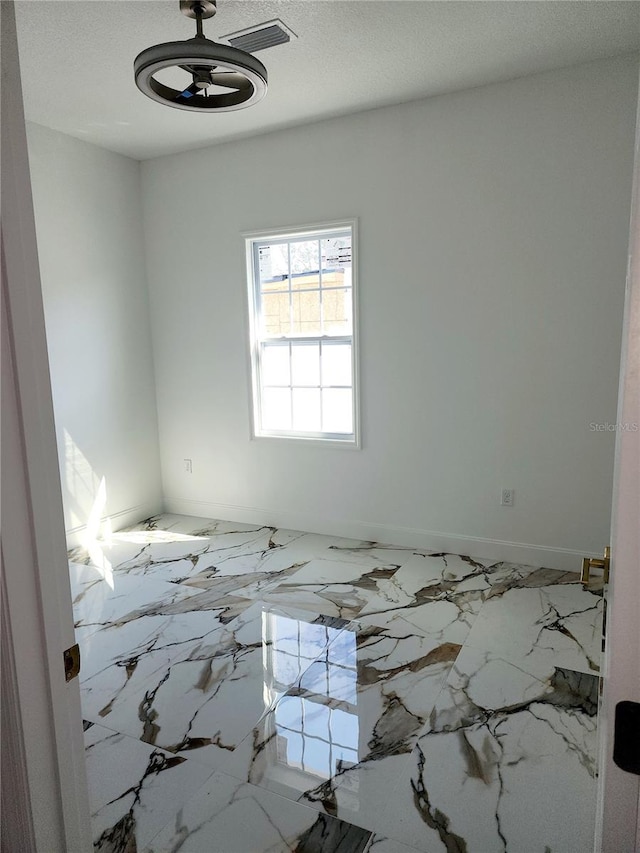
[163,497,596,573]
[65,501,163,549]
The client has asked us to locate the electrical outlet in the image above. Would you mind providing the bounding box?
[501,488,514,507]
[184,458,192,473]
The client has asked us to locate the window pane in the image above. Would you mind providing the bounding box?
[271,613,299,648]
[328,630,357,668]
[261,277,289,293]
[321,343,352,387]
[322,289,352,335]
[272,649,301,688]
[259,243,289,281]
[275,695,303,730]
[320,269,347,289]
[327,663,356,703]
[322,388,353,434]
[304,700,331,740]
[299,622,337,661]
[291,273,320,291]
[261,292,290,335]
[321,236,352,291]
[321,236,352,271]
[291,343,320,386]
[262,387,291,430]
[292,290,321,335]
[270,614,303,683]
[290,239,319,276]
[292,388,321,432]
[334,746,359,774]
[331,708,359,747]
[262,343,290,386]
[303,737,331,779]
[281,730,303,769]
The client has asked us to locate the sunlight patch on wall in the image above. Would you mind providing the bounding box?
[84,475,114,588]
[64,428,113,585]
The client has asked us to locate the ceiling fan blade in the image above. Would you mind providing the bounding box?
[208,72,250,91]
[177,82,200,99]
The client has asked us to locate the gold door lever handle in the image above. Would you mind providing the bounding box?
[580,546,610,588]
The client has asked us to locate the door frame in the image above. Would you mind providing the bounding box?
[1,2,92,849]
[595,68,640,852]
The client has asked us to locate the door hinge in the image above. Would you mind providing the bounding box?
[63,643,81,682]
[580,545,611,588]
[613,701,640,775]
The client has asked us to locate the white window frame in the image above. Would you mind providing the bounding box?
[244,220,360,447]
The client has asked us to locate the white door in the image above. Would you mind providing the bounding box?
[595,75,640,852]
[1,2,93,850]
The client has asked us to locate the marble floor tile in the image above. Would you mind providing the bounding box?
[461,580,603,674]
[260,559,404,621]
[118,513,284,541]
[71,520,310,587]
[375,551,490,591]
[68,523,214,573]
[110,587,256,627]
[180,562,305,599]
[69,562,203,639]
[234,615,461,834]
[78,596,256,723]
[102,541,223,585]
[102,601,353,770]
[144,770,372,853]
[162,526,351,585]
[392,599,482,645]
[355,555,492,628]
[359,557,589,656]
[84,721,213,852]
[365,835,425,853]
[68,539,150,571]
[376,646,599,853]
[359,553,575,613]
[359,591,484,647]
[322,541,418,571]
[281,559,400,587]
[173,528,353,598]
[260,586,368,621]
[127,515,343,556]
[119,512,215,535]
[482,563,584,597]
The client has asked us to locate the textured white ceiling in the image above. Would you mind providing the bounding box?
[15,0,640,160]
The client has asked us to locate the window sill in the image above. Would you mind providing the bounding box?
[251,432,361,450]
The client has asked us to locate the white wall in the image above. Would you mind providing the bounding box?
[141,54,638,569]
[27,123,163,544]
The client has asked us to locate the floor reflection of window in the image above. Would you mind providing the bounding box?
[275,695,359,779]
[262,611,359,783]
[263,612,342,707]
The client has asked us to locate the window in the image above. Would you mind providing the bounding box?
[245,222,358,445]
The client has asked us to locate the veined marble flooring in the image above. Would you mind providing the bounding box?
[69,514,603,853]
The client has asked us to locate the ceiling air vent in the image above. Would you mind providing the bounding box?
[220,19,297,54]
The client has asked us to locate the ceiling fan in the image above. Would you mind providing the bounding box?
[134,0,268,112]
